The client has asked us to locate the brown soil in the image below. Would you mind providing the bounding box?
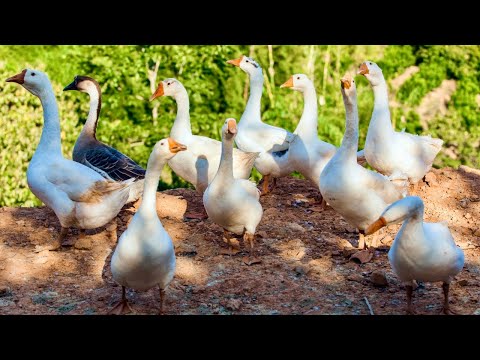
[0,167,479,315]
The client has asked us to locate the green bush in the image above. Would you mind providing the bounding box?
[1,45,479,207]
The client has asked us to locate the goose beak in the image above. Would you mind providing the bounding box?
[340,78,351,89]
[365,217,387,235]
[226,56,243,67]
[150,82,164,101]
[227,118,237,135]
[63,80,77,91]
[280,76,294,88]
[168,138,187,153]
[6,69,27,84]
[357,63,369,75]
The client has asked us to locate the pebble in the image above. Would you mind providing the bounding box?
[370,270,388,287]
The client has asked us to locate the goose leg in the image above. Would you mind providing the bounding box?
[441,282,458,315]
[222,229,238,256]
[358,233,366,250]
[260,175,271,195]
[158,287,166,315]
[243,232,261,265]
[108,286,134,315]
[35,226,68,252]
[406,285,417,315]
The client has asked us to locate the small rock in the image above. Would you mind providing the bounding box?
[224,298,242,311]
[0,286,12,297]
[345,226,358,234]
[458,279,469,286]
[370,270,388,287]
[331,250,341,257]
[347,274,364,283]
[473,309,480,315]
[465,213,472,219]
[257,231,268,238]
[286,222,306,233]
[459,198,470,209]
[350,250,373,264]
[424,172,438,187]
[473,228,480,237]
[343,248,358,258]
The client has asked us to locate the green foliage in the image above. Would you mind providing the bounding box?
[0,45,478,207]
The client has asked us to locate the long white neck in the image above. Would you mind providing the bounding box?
[138,152,166,217]
[337,93,359,161]
[80,83,101,139]
[170,88,192,140]
[36,84,62,156]
[295,83,318,138]
[370,79,393,133]
[240,70,264,124]
[215,134,234,183]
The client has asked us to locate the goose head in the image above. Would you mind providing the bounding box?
[63,75,100,95]
[365,196,425,235]
[6,69,51,97]
[221,118,238,141]
[357,61,384,86]
[153,137,187,161]
[150,78,185,101]
[227,55,262,76]
[280,73,313,93]
[340,73,357,103]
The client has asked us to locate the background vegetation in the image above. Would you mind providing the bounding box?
[0,45,478,207]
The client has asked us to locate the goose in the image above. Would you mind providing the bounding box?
[358,61,443,190]
[203,118,263,261]
[366,196,464,315]
[6,69,133,251]
[227,55,297,195]
[280,74,366,205]
[150,78,258,219]
[319,74,406,249]
[63,75,146,203]
[110,138,186,315]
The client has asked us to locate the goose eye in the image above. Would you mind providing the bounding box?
[297,76,300,80]
[369,62,372,65]
[246,60,249,63]
[167,82,171,86]
[31,72,36,76]
[160,142,164,145]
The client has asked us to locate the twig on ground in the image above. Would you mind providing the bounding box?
[364,296,374,315]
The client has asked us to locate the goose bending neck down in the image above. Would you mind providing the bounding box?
[150,78,258,219]
[6,69,133,251]
[110,138,186,315]
[365,196,464,315]
[203,118,263,262]
[227,55,296,195]
[358,61,443,188]
[319,74,406,250]
[64,76,146,203]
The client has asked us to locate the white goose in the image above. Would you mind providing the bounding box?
[227,55,296,195]
[150,78,258,218]
[366,196,464,315]
[6,69,133,251]
[280,74,366,201]
[110,138,186,315]
[203,118,263,261]
[319,74,406,249]
[64,75,146,203]
[358,61,443,188]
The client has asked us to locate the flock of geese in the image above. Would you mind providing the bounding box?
[5,55,465,315]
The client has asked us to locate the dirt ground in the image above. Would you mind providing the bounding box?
[0,166,479,315]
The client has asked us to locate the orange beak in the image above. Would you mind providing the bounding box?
[357,62,369,75]
[168,138,187,153]
[6,69,27,84]
[226,56,243,67]
[280,76,294,88]
[340,78,351,90]
[365,217,387,235]
[149,82,164,101]
[227,118,237,135]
